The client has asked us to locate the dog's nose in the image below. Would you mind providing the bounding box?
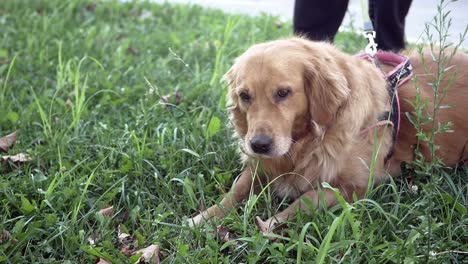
[250,135,273,154]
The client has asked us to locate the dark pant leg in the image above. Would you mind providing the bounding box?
[293,0,349,42]
[369,0,413,51]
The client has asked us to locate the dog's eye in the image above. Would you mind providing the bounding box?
[277,88,290,99]
[239,92,251,102]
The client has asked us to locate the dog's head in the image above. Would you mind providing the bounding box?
[224,38,350,158]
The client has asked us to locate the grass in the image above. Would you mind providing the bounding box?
[0,0,466,263]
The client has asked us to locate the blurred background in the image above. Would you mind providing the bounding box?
[152,0,467,47]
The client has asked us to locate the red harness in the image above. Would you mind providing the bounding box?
[358,52,413,134]
[358,52,414,161]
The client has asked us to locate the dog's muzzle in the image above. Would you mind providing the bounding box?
[250,134,273,154]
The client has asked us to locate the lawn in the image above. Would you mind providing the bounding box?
[0,0,467,263]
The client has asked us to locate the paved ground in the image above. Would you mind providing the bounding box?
[154,0,467,47]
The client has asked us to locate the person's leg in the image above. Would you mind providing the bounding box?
[294,0,349,42]
[369,0,413,51]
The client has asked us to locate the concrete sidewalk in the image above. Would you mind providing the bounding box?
[154,0,467,47]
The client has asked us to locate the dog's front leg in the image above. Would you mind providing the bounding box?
[255,188,338,234]
[188,168,255,227]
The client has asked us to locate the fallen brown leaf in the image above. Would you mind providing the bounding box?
[96,258,111,264]
[88,237,96,246]
[134,244,160,264]
[0,131,17,153]
[118,232,132,245]
[127,46,139,55]
[85,4,96,12]
[160,95,170,105]
[117,233,132,244]
[117,225,138,257]
[117,210,129,223]
[214,225,240,248]
[0,229,10,244]
[174,91,182,105]
[66,98,72,108]
[160,92,183,107]
[98,206,114,218]
[217,225,232,243]
[1,153,32,163]
[255,216,289,241]
[121,244,134,257]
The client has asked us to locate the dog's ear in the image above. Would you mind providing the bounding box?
[303,53,350,126]
[223,66,248,138]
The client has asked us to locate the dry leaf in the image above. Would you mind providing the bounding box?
[255,216,280,241]
[160,92,183,107]
[66,98,72,108]
[87,232,97,246]
[118,232,132,245]
[2,153,32,163]
[121,244,134,257]
[0,131,17,153]
[99,206,114,218]
[160,95,170,105]
[134,244,160,264]
[217,225,231,243]
[0,229,17,245]
[127,46,139,55]
[0,229,10,244]
[96,258,111,264]
[117,210,129,222]
[117,225,138,257]
[114,225,160,262]
[85,4,96,12]
[214,225,240,248]
[88,237,96,246]
[174,91,182,105]
[255,216,289,241]
[117,225,131,244]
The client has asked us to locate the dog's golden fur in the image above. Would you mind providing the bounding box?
[189,37,468,233]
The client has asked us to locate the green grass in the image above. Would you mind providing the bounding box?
[0,0,466,263]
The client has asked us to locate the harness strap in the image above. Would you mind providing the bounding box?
[358,52,413,87]
[358,52,414,161]
[360,120,394,135]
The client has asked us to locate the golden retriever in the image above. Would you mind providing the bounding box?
[188,37,468,233]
